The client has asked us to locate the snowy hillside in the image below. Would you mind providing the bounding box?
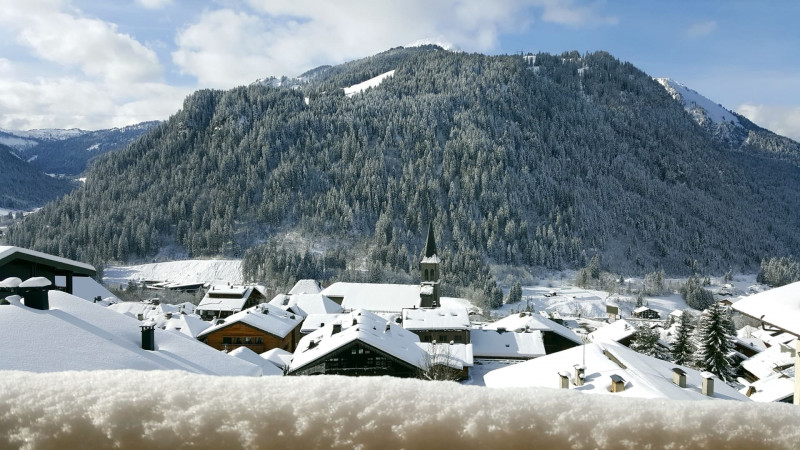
[656,78,740,126]
[1,371,798,448]
[344,70,395,96]
[104,259,243,288]
[0,127,86,141]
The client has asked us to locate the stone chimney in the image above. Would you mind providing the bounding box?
[701,372,715,397]
[672,368,687,388]
[558,371,570,389]
[573,364,585,386]
[610,374,626,392]
[19,277,52,311]
[140,323,156,351]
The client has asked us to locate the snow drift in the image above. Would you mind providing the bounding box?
[1,371,798,449]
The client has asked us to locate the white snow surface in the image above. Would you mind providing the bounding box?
[0,127,86,141]
[104,259,243,287]
[485,311,583,344]
[321,282,421,312]
[733,281,800,335]
[269,293,342,318]
[1,370,798,449]
[402,306,470,330]
[0,291,259,376]
[229,346,284,376]
[471,329,546,359]
[72,276,118,302]
[655,78,741,126]
[344,70,395,97]
[197,303,301,340]
[587,319,638,343]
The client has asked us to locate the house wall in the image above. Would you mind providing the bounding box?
[0,259,77,294]
[290,341,418,377]
[542,332,580,354]
[411,329,470,344]
[201,322,297,353]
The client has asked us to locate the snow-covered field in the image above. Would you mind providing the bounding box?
[1,371,797,449]
[104,259,243,288]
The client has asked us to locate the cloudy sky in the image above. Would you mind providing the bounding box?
[1,0,798,140]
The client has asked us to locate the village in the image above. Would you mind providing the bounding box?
[1,224,797,407]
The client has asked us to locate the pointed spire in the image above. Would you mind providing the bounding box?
[424,221,437,258]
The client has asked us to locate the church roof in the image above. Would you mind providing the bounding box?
[424,222,437,258]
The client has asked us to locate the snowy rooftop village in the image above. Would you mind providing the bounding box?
[1,225,799,448]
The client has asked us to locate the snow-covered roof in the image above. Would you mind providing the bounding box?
[269,293,343,318]
[72,276,118,302]
[416,343,473,370]
[300,313,344,334]
[197,303,301,340]
[0,291,259,376]
[320,282,421,312]
[484,312,583,345]
[163,314,211,338]
[197,285,255,312]
[733,281,800,336]
[470,329,546,359]
[588,319,637,344]
[108,300,163,320]
[633,306,657,313]
[261,348,293,371]
[740,338,797,380]
[288,279,323,295]
[484,341,750,401]
[402,307,470,331]
[229,347,283,376]
[740,374,796,403]
[290,309,426,373]
[0,246,95,274]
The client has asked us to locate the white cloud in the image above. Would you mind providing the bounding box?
[136,0,172,9]
[173,1,617,88]
[737,104,800,142]
[686,20,717,38]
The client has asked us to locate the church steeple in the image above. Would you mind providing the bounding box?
[419,221,440,308]
[424,221,438,258]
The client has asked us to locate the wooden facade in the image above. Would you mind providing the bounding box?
[0,248,95,295]
[290,340,419,377]
[413,329,470,344]
[200,321,300,353]
[542,331,581,354]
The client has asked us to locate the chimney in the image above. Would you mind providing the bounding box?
[701,372,715,397]
[332,323,342,334]
[610,374,626,392]
[745,385,757,397]
[672,368,687,388]
[140,323,156,351]
[384,323,391,333]
[558,371,570,389]
[137,313,144,321]
[19,277,52,311]
[573,365,585,386]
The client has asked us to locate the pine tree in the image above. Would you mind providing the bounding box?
[670,310,695,366]
[693,303,735,381]
[630,324,664,359]
[506,282,522,304]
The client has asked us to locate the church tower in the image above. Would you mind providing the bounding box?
[419,221,441,308]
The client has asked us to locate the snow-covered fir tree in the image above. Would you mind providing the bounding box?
[670,310,695,366]
[693,303,735,381]
[630,323,667,360]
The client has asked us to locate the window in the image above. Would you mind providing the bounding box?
[255,337,263,344]
[439,335,447,342]
[235,337,242,344]
[222,337,232,344]
[454,335,463,343]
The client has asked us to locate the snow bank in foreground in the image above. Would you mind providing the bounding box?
[1,371,798,449]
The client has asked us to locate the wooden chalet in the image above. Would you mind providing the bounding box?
[0,246,95,295]
[632,306,661,320]
[196,284,265,320]
[197,303,302,353]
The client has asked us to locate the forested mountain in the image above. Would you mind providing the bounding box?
[0,144,76,210]
[656,78,800,165]
[9,47,800,294]
[1,121,160,175]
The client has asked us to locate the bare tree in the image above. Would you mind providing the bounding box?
[419,342,462,381]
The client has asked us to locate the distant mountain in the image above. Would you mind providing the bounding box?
[9,47,800,283]
[0,121,160,176]
[0,143,75,210]
[655,78,800,165]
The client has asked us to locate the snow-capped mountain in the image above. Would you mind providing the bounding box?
[656,77,800,164]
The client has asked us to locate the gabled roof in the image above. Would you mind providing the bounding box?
[423,221,437,258]
[740,338,797,380]
[300,313,344,334]
[0,291,259,376]
[740,373,796,403]
[402,307,470,331]
[197,303,302,340]
[228,347,284,376]
[484,341,750,401]
[733,282,800,336]
[588,319,637,344]
[320,282,421,312]
[485,312,583,345]
[471,329,546,359]
[261,348,293,371]
[197,285,256,312]
[288,279,323,295]
[289,309,426,373]
[0,246,95,276]
[269,293,343,317]
[163,314,211,338]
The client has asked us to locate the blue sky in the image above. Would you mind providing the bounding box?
[1,0,798,140]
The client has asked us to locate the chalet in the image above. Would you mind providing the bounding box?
[402,306,471,344]
[196,284,266,320]
[483,312,583,354]
[288,279,323,295]
[269,293,343,318]
[0,279,260,376]
[732,281,800,405]
[300,313,345,335]
[484,341,751,402]
[588,319,637,347]
[632,306,660,319]
[197,303,303,353]
[0,246,95,295]
[288,309,427,377]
